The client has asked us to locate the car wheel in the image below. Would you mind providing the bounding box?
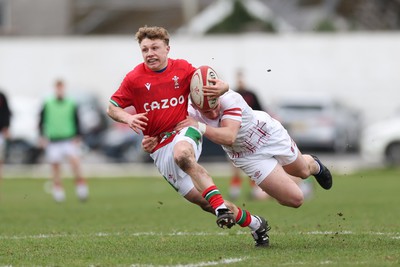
[385,142,400,166]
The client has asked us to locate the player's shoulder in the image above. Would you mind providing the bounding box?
[219,90,245,108]
[171,58,191,65]
[222,90,244,101]
[170,58,195,72]
[122,63,148,84]
[129,63,146,75]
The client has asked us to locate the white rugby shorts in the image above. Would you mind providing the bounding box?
[150,126,202,196]
[230,124,299,185]
[46,139,81,163]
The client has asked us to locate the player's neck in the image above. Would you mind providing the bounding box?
[155,65,168,73]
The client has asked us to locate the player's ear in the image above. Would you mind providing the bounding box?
[166,45,170,52]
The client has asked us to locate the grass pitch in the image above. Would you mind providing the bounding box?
[0,167,399,266]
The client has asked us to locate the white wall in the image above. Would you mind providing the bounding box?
[1,33,399,124]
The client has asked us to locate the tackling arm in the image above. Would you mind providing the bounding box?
[175,116,240,146]
[203,118,241,146]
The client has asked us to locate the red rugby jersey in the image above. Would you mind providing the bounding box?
[110,58,196,151]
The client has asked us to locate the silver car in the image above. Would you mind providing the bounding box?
[273,95,362,153]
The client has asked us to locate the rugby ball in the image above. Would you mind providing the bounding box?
[190,65,219,110]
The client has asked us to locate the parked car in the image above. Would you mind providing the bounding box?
[273,95,363,153]
[100,121,148,163]
[360,112,400,166]
[72,91,109,150]
[98,106,150,163]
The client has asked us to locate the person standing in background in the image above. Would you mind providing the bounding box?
[229,70,269,200]
[0,91,11,183]
[39,79,88,202]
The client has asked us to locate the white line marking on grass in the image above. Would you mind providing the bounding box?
[368,231,400,236]
[0,232,239,240]
[129,257,246,267]
[279,260,371,266]
[305,231,353,235]
[0,233,69,240]
[1,231,399,240]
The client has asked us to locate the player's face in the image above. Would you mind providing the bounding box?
[140,38,170,71]
[199,102,221,120]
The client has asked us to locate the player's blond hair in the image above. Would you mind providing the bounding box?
[135,26,170,45]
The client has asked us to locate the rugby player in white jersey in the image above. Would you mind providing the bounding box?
[143,89,332,210]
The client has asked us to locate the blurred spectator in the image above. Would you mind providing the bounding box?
[0,91,11,181]
[235,70,264,111]
[39,79,88,202]
[229,70,269,200]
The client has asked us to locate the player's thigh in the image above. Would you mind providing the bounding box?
[232,155,277,186]
[259,164,303,206]
[151,143,195,197]
[282,149,311,178]
[173,127,202,162]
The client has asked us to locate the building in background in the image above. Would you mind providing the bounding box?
[1,0,400,164]
[0,0,212,35]
[1,0,400,36]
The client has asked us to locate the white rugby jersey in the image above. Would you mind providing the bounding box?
[188,90,279,158]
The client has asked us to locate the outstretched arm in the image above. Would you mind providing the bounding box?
[107,103,148,134]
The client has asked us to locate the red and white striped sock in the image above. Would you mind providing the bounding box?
[236,207,261,231]
[202,185,227,214]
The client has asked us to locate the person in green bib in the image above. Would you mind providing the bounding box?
[39,79,88,202]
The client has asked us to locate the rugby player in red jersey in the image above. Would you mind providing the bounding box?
[107,26,270,247]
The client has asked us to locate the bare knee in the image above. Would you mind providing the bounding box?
[277,191,304,208]
[174,142,195,172]
[290,194,304,208]
[259,165,305,208]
